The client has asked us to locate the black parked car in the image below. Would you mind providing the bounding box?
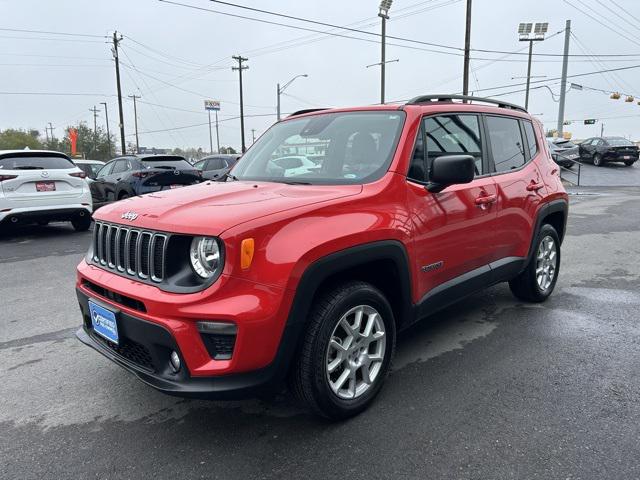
[90,154,202,208]
[547,139,579,168]
[578,136,639,167]
[193,154,241,181]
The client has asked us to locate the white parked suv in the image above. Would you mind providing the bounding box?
[0,150,93,230]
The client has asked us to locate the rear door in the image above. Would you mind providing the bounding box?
[90,160,116,205]
[488,115,546,261]
[407,113,498,299]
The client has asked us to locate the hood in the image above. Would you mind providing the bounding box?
[94,180,363,235]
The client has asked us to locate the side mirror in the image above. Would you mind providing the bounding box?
[426,155,476,193]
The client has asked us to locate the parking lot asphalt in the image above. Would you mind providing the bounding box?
[1,186,640,480]
[564,159,640,187]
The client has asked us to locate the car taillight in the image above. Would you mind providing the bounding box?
[0,175,18,182]
[132,171,149,178]
[69,171,87,178]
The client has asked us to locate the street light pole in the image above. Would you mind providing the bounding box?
[100,102,112,157]
[208,110,214,154]
[518,22,548,111]
[378,0,393,104]
[277,74,308,121]
[232,55,249,153]
[128,95,141,154]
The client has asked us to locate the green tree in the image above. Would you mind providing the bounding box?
[219,146,237,154]
[56,122,114,160]
[0,128,43,150]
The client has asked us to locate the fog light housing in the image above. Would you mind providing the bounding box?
[169,350,181,372]
[197,321,237,360]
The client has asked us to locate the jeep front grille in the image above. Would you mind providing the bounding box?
[92,221,168,283]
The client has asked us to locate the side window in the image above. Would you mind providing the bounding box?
[522,121,538,158]
[407,122,426,182]
[591,139,600,146]
[486,116,526,173]
[111,159,128,174]
[193,160,206,170]
[424,114,483,176]
[208,158,225,170]
[96,162,114,178]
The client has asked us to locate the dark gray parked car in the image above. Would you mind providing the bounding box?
[193,154,241,181]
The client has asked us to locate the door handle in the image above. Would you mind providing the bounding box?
[526,181,544,192]
[474,194,497,206]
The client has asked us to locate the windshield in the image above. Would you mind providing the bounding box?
[231,111,406,184]
[141,157,192,170]
[0,154,75,170]
[606,137,634,147]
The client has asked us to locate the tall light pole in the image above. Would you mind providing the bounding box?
[89,106,100,155]
[518,22,548,111]
[378,0,393,104]
[128,95,141,154]
[232,55,249,153]
[100,102,112,157]
[277,74,308,121]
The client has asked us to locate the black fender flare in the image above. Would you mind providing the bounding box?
[525,199,568,266]
[269,240,414,382]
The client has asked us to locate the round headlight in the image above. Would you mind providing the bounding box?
[189,236,222,279]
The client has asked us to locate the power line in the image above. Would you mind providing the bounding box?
[0,91,114,96]
[0,27,107,38]
[0,34,107,43]
[563,0,640,48]
[610,0,640,24]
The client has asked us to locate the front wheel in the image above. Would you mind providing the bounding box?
[509,224,560,303]
[290,281,396,420]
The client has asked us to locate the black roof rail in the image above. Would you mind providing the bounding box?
[406,94,527,113]
[288,108,329,117]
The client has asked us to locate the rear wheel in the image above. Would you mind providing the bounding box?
[118,192,130,200]
[290,281,396,420]
[624,160,635,167]
[509,223,560,303]
[593,153,603,167]
[71,214,92,232]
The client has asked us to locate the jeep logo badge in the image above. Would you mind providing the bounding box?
[121,211,138,221]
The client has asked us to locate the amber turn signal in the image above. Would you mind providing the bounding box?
[240,238,255,269]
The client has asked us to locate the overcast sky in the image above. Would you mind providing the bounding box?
[1,0,640,152]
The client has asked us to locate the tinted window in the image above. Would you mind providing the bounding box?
[0,155,74,170]
[96,162,114,178]
[486,116,526,172]
[424,115,483,176]
[232,111,405,185]
[77,163,104,178]
[141,158,192,169]
[606,137,634,146]
[193,160,206,169]
[207,158,226,170]
[111,159,130,174]
[407,123,426,182]
[522,121,538,158]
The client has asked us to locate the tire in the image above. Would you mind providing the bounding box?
[593,154,603,167]
[290,281,396,420]
[37,220,49,226]
[71,214,92,232]
[118,192,130,200]
[624,160,635,167]
[509,223,560,303]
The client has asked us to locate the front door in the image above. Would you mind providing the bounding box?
[406,113,498,302]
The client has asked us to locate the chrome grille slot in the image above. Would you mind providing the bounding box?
[92,222,168,283]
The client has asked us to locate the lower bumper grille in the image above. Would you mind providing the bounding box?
[92,333,154,372]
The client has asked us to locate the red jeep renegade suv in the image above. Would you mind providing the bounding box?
[76,95,568,419]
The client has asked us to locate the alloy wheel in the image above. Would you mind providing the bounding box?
[325,305,386,400]
[536,235,557,291]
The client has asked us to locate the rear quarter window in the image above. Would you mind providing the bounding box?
[0,155,75,170]
[486,116,526,172]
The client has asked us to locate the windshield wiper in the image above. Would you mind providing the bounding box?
[217,172,238,181]
[281,180,312,185]
[14,166,44,170]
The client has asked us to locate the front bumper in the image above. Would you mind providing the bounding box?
[75,287,302,398]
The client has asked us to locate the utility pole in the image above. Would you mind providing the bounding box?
[276,83,281,121]
[215,110,220,153]
[600,122,604,137]
[100,102,112,157]
[524,41,534,111]
[378,0,393,104]
[462,0,472,96]
[112,31,126,155]
[45,125,50,143]
[90,106,100,155]
[48,123,54,142]
[128,95,141,154]
[207,110,214,154]
[232,55,248,153]
[556,20,571,136]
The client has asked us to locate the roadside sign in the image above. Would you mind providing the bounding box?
[584,119,596,125]
[204,100,220,111]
